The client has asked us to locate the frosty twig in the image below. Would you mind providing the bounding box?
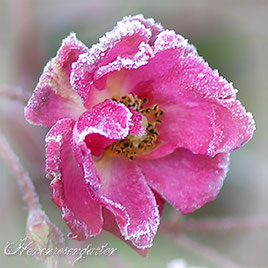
[175,234,243,268]
[179,217,268,232]
[0,131,39,210]
[161,214,268,233]
[0,131,64,268]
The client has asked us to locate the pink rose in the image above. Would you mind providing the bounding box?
[25,15,255,254]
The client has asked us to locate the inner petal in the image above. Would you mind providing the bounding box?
[105,94,164,160]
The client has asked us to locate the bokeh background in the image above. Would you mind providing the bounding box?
[0,0,267,267]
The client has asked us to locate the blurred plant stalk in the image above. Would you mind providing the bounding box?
[160,210,268,268]
[0,131,64,268]
[0,85,31,103]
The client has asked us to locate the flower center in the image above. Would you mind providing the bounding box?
[105,94,163,160]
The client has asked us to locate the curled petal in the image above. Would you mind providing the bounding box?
[73,99,143,158]
[25,33,87,127]
[102,187,164,254]
[46,119,102,240]
[72,100,160,247]
[137,148,230,214]
[70,15,162,106]
[102,208,148,256]
[73,141,160,248]
[92,155,160,248]
[122,14,164,45]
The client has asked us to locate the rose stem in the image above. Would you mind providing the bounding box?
[174,234,243,268]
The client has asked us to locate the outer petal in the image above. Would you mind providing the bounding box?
[25,33,87,127]
[70,15,162,107]
[136,148,230,214]
[102,189,164,255]
[46,119,103,240]
[72,100,160,248]
[92,155,160,249]
[72,145,160,248]
[102,208,148,256]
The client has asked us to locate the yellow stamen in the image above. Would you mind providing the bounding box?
[106,94,164,160]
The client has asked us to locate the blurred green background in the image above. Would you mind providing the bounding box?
[0,0,267,267]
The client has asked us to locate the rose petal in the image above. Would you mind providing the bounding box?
[136,148,230,214]
[25,33,87,127]
[73,142,160,248]
[102,186,164,254]
[70,15,161,107]
[93,155,160,248]
[151,188,165,216]
[131,30,255,156]
[72,99,160,248]
[73,99,143,158]
[102,208,148,256]
[46,119,103,240]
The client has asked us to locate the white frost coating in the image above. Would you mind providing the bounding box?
[207,98,255,157]
[207,153,230,199]
[76,125,111,143]
[70,19,152,89]
[206,153,230,198]
[118,173,160,249]
[122,14,164,34]
[197,73,205,78]
[69,14,165,94]
[154,30,195,57]
[102,203,129,246]
[73,101,133,144]
[62,32,89,54]
[86,167,161,248]
[94,42,155,80]
[125,209,159,248]
[154,30,240,101]
[61,206,97,239]
[45,134,63,143]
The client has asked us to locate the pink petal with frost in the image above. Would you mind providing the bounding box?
[147,60,254,156]
[102,189,164,253]
[82,28,254,157]
[93,155,160,248]
[151,188,165,216]
[102,208,148,256]
[138,143,178,160]
[70,15,161,106]
[25,33,87,127]
[46,119,102,240]
[128,108,146,136]
[131,30,255,156]
[73,141,160,248]
[73,99,143,158]
[88,29,197,94]
[122,14,164,45]
[72,100,160,248]
[136,148,230,214]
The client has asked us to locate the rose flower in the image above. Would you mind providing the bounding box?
[25,15,255,254]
